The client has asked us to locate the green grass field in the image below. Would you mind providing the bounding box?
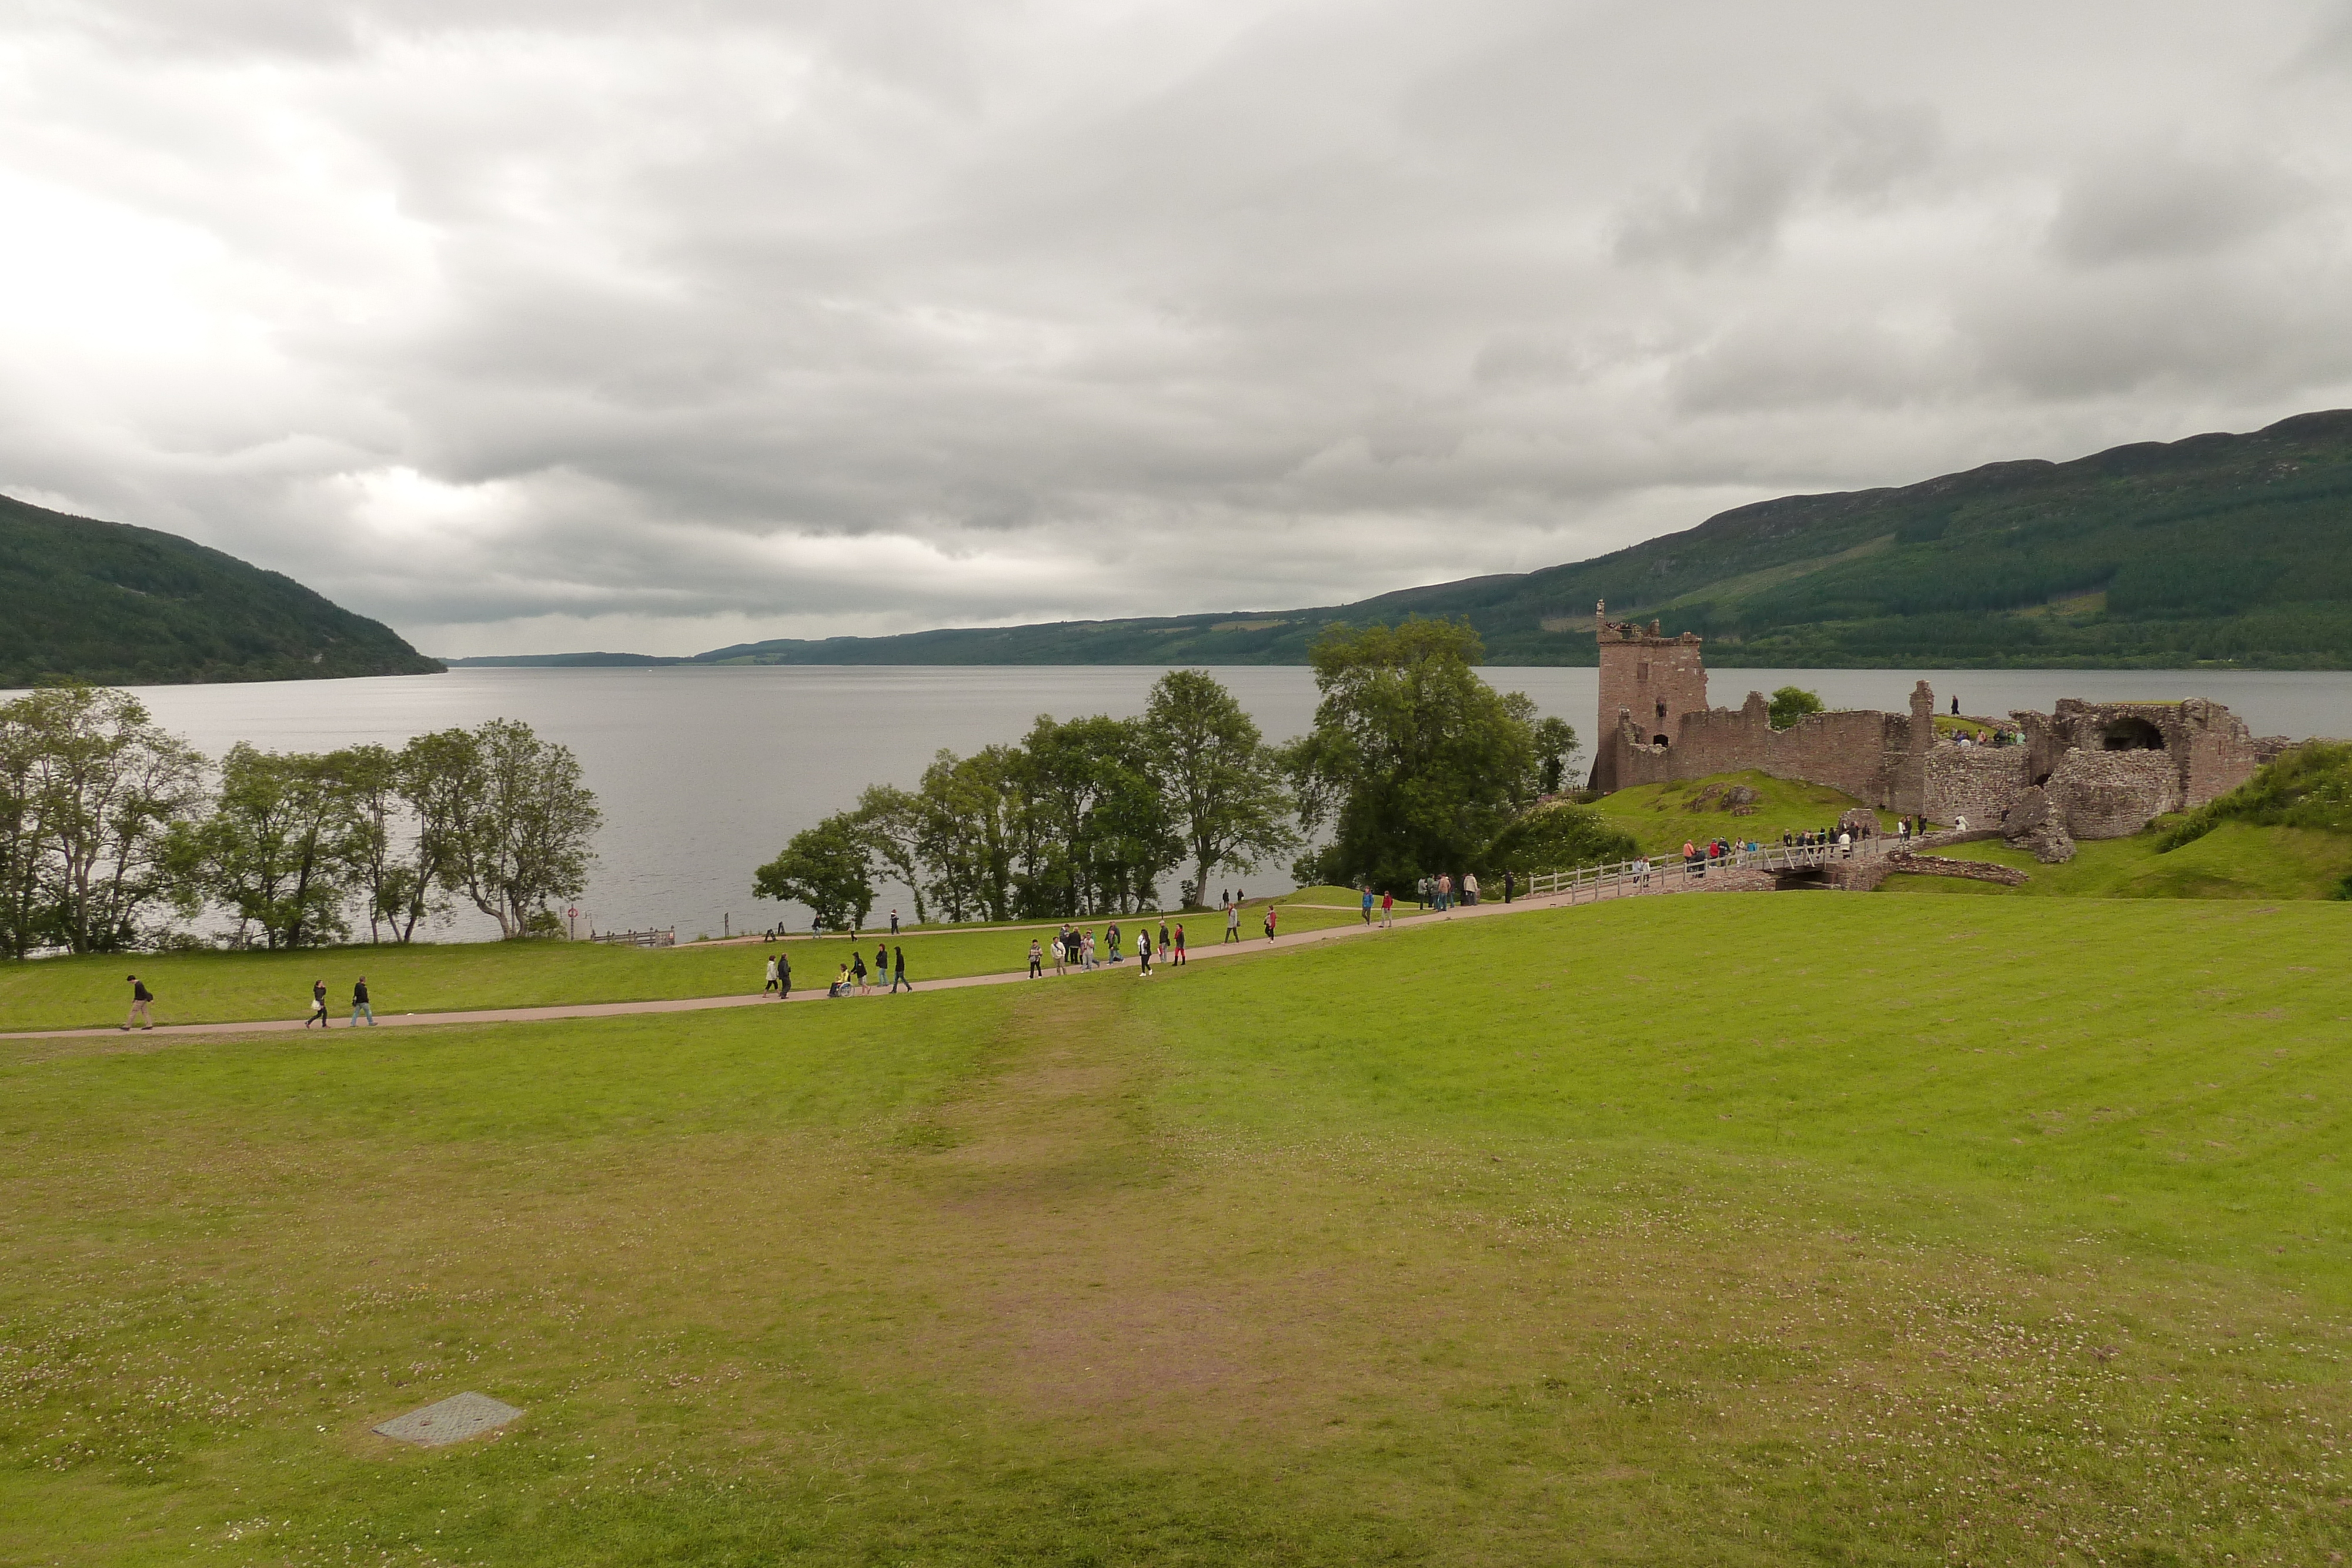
[5,893,2349,1564]
[1591,769,1883,855]
[0,903,1377,1034]
[1883,820,2352,901]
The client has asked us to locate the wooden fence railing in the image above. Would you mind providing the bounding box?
[1519,834,1913,904]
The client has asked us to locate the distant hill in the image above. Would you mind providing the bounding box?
[0,494,442,687]
[455,409,2352,670]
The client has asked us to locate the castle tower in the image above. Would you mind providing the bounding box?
[1591,600,1708,792]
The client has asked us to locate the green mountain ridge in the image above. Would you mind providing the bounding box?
[0,494,442,688]
[451,408,2352,670]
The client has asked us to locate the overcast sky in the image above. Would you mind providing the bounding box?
[5,1,2351,657]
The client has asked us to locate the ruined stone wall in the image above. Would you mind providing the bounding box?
[1924,747,2031,827]
[2047,751,2182,839]
[1601,693,1930,812]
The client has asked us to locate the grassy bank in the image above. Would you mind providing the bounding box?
[0,902,1379,1034]
[4,894,2349,1563]
[1590,768,1879,854]
[1883,819,2352,900]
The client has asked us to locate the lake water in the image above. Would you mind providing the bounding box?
[101,664,2352,942]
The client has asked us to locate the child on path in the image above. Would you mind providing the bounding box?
[350,977,375,1027]
[1029,938,1044,978]
[122,975,153,1031]
[1360,886,1374,924]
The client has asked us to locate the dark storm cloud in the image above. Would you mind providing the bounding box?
[2,0,2351,654]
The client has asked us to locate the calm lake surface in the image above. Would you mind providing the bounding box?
[108,664,2352,942]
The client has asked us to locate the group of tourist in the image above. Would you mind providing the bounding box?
[1415,872,1480,912]
[121,971,382,1032]
[1030,916,1191,978]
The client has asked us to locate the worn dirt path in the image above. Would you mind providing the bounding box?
[0,869,1759,1044]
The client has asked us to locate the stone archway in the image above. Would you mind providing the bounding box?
[2102,717,2166,751]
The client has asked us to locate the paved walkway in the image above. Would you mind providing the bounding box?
[0,869,1756,1044]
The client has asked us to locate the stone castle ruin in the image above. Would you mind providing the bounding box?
[1588,603,2269,858]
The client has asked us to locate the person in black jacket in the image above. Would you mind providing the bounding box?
[350,977,376,1027]
[122,975,154,1031]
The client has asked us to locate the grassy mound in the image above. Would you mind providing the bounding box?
[1591,768,1878,854]
[6,895,2352,1563]
[1883,820,2352,900]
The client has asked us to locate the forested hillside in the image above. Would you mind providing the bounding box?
[0,494,441,687]
[452,409,2352,669]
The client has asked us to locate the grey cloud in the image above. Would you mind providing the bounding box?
[2049,147,2313,264]
[1613,102,1943,269]
[2,2,2351,654]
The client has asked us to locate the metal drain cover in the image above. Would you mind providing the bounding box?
[372,1391,523,1447]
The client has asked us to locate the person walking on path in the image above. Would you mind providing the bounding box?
[1503,871,1514,904]
[1262,904,1278,941]
[874,943,889,992]
[1225,900,1241,944]
[1464,872,1480,907]
[763,956,780,994]
[891,947,909,994]
[349,977,376,1027]
[851,951,869,994]
[890,910,900,936]
[306,979,328,1028]
[1360,885,1375,924]
[1158,917,1171,955]
[1054,925,1071,976]
[1172,922,1187,965]
[1379,890,1394,927]
[1137,930,1154,977]
[1082,930,1097,971]
[122,975,155,1031]
[777,952,791,999]
[1028,938,1044,978]
[1107,921,1122,964]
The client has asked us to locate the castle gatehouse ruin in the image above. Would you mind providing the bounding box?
[1588,604,2267,848]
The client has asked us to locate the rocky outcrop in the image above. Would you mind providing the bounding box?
[2000,786,2076,864]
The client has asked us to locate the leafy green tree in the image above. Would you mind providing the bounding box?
[753,813,875,933]
[3,685,203,954]
[0,700,44,959]
[168,744,359,949]
[436,719,602,938]
[1532,716,1580,794]
[1141,670,1295,908]
[1020,714,1181,916]
[851,783,930,926]
[335,738,465,944]
[1283,618,1539,891]
[1768,686,1825,730]
[914,745,1026,922]
[1480,803,1640,878]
